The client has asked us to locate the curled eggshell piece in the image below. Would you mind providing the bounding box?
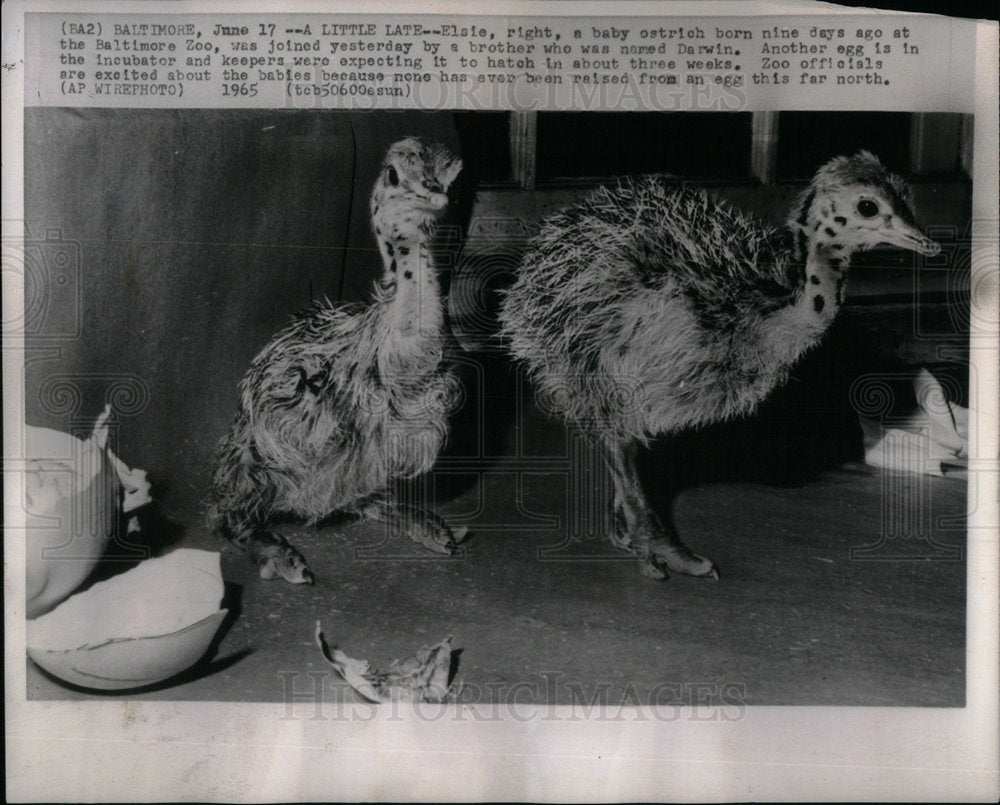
[314,621,457,703]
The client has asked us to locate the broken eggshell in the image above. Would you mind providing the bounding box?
[27,549,227,690]
[314,621,457,703]
[24,406,152,619]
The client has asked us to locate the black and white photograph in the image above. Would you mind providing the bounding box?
[20,106,975,707]
[5,1,998,801]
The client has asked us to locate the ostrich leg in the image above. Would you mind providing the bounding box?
[602,438,720,581]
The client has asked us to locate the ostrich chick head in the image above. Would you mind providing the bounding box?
[790,150,941,260]
[370,137,463,234]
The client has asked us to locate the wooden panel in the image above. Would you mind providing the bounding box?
[751,111,779,185]
[510,111,537,190]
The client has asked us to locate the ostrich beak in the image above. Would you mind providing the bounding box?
[439,157,463,191]
[424,157,462,211]
[878,221,941,256]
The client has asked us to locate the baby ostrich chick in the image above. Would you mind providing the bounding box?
[209,137,464,584]
[499,151,940,580]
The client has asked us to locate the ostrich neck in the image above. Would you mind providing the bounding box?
[765,234,850,362]
[372,217,445,377]
[798,237,848,324]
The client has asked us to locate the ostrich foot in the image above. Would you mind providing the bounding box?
[247,531,314,584]
[405,510,470,555]
[604,439,719,581]
[362,500,469,555]
[645,537,720,580]
[612,503,719,581]
[613,523,719,581]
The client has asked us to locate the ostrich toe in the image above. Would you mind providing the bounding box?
[406,518,460,555]
[646,537,720,580]
[248,532,314,584]
[363,500,467,556]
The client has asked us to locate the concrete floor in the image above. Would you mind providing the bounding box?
[27,346,967,707]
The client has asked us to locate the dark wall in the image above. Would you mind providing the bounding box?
[24,109,464,509]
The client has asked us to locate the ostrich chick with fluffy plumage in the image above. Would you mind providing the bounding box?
[499,151,940,580]
[210,137,464,584]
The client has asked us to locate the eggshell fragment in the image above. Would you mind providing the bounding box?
[314,621,457,703]
[27,549,226,690]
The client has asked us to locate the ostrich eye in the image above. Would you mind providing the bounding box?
[857,199,879,218]
[387,166,399,186]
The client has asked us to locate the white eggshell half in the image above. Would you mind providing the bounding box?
[27,549,226,690]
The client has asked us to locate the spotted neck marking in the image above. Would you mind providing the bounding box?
[370,202,445,377]
[788,189,850,331]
